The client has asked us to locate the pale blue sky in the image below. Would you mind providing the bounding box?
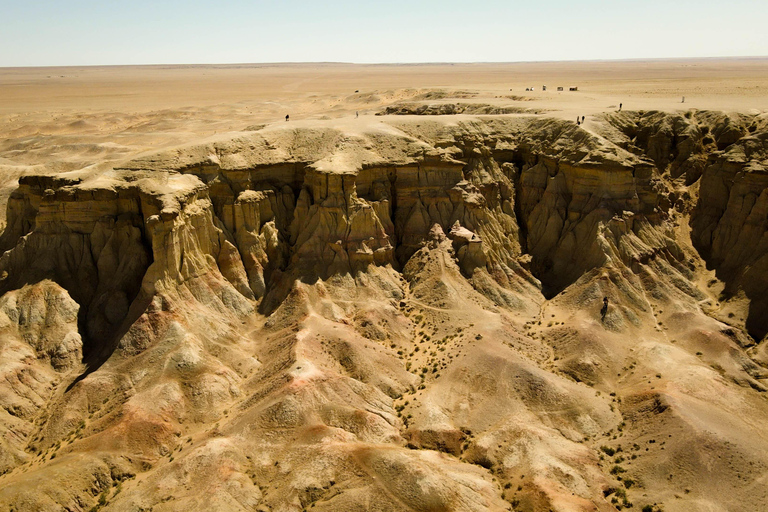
[2,0,767,66]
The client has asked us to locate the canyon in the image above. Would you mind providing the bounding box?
[0,63,768,512]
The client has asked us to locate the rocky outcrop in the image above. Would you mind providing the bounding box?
[448,221,487,275]
[596,110,768,338]
[5,114,764,339]
[0,176,151,358]
[377,103,539,116]
[601,111,707,184]
[0,172,254,360]
[0,280,83,371]
[121,123,543,312]
[0,280,82,474]
[2,113,768,512]
[691,128,768,338]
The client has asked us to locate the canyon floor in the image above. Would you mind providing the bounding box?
[0,59,767,512]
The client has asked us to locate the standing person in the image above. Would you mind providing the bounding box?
[581,116,585,124]
[682,96,685,103]
[285,114,289,122]
[577,116,580,125]
[619,103,622,111]
[356,111,359,118]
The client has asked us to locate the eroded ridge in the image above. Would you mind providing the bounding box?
[0,112,767,512]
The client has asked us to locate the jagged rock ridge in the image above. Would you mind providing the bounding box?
[0,112,767,512]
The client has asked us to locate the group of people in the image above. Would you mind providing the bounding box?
[575,101,629,126]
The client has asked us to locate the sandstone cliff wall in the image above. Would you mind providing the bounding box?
[1,114,768,511]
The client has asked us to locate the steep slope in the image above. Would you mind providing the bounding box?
[0,113,766,512]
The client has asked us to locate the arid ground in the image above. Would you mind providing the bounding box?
[0,59,767,512]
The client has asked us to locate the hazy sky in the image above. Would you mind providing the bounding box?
[2,0,767,67]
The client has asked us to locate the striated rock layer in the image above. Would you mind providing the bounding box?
[0,113,767,512]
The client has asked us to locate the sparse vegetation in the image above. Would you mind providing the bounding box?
[610,465,626,475]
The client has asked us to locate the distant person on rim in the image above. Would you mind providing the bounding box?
[601,297,609,322]
[285,114,289,121]
[619,103,622,111]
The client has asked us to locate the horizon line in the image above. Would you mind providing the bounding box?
[2,55,768,71]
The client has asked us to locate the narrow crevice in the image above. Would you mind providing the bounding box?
[512,164,530,257]
[388,167,401,269]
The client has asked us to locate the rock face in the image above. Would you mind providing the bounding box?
[690,128,768,338]
[115,123,540,313]
[0,113,767,512]
[377,103,538,115]
[0,176,151,359]
[0,280,82,473]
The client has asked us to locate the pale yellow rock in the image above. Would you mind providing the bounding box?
[1,111,768,512]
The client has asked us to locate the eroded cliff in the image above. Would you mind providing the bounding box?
[0,112,767,512]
